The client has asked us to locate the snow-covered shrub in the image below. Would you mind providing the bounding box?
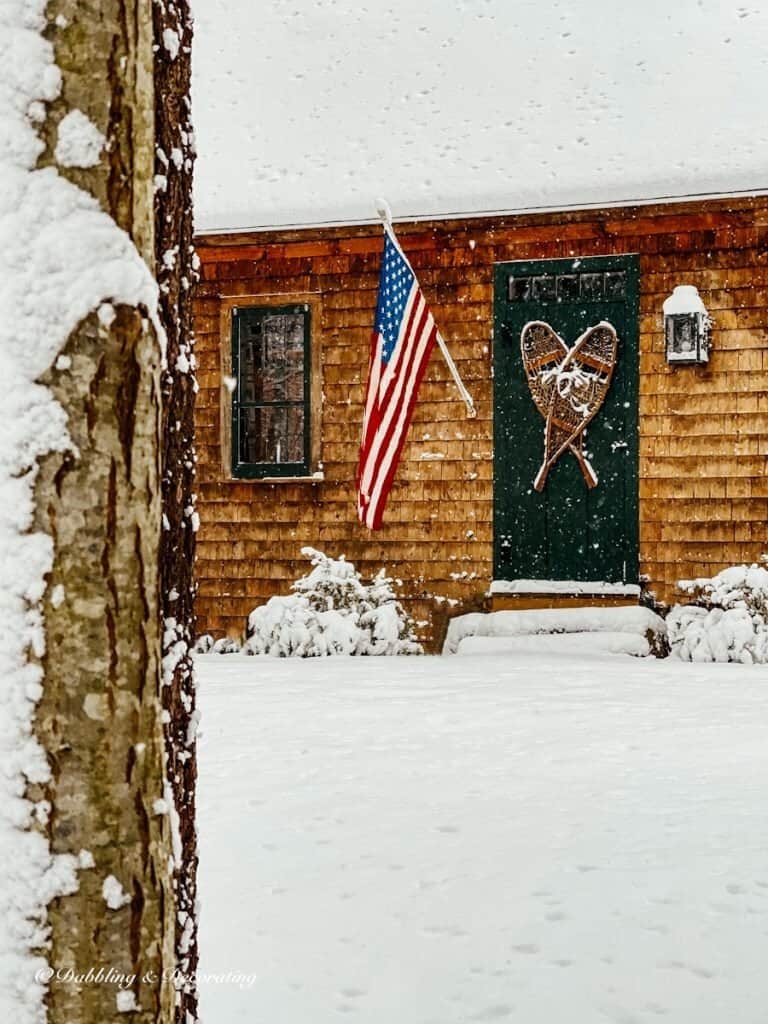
[243,596,360,657]
[193,634,241,654]
[669,563,768,664]
[211,637,242,655]
[243,547,422,657]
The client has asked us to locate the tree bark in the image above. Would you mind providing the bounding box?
[30,2,176,1021]
[154,2,200,1021]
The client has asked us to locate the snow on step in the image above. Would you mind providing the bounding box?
[457,631,652,658]
[489,578,641,597]
[444,606,666,656]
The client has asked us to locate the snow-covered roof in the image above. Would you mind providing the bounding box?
[192,0,768,232]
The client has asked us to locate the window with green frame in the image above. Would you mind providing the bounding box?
[231,304,311,478]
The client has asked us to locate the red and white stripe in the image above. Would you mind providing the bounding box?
[357,283,438,529]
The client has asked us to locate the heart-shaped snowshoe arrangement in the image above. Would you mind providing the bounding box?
[520,320,618,491]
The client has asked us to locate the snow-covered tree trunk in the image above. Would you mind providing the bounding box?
[18,2,175,1021]
[154,2,200,1021]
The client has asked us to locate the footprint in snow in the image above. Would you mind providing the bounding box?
[468,1006,514,1021]
[689,965,715,979]
[657,960,715,979]
[642,922,669,935]
[424,924,468,937]
[511,943,539,955]
[657,959,687,971]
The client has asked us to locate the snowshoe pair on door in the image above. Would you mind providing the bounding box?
[520,320,618,492]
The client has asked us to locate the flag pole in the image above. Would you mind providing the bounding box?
[374,199,477,418]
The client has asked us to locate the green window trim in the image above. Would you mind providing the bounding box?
[231,304,311,479]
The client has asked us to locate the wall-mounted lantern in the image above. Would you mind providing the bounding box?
[663,285,712,365]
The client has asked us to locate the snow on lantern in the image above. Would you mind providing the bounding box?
[663,285,712,365]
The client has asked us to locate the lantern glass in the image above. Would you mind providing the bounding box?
[663,286,710,365]
[666,313,703,363]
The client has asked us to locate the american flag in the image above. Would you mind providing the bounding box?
[357,232,439,530]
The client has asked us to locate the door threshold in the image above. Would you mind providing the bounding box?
[489,579,640,612]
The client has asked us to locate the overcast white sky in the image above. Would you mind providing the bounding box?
[192,0,768,231]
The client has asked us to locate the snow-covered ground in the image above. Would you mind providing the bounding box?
[197,648,768,1024]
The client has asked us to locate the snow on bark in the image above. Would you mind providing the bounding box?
[0,4,162,1021]
[102,875,132,910]
[153,0,200,1018]
[53,109,106,168]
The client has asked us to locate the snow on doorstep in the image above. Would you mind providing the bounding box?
[192,0,768,230]
[443,605,664,655]
[457,631,652,658]
[196,651,768,1024]
[490,579,641,597]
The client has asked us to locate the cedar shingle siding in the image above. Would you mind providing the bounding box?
[194,196,768,646]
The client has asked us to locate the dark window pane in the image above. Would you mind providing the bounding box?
[239,312,305,403]
[238,406,305,466]
[580,273,603,300]
[556,275,579,301]
[604,271,627,299]
[238,321,263,403]
[532,275,555,300]
[264,314,305,402]
[508,276,531,301]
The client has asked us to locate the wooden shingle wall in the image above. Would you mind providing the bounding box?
[194,196,768,645]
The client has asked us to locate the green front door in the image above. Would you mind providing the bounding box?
[493,255,639,584]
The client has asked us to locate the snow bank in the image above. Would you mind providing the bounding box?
[0,5,162,1021]
[196,651,768,1024]
[443,605,666,656]
[244,548,422,657]
[670,563,768,664]
[456,630,652,658]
